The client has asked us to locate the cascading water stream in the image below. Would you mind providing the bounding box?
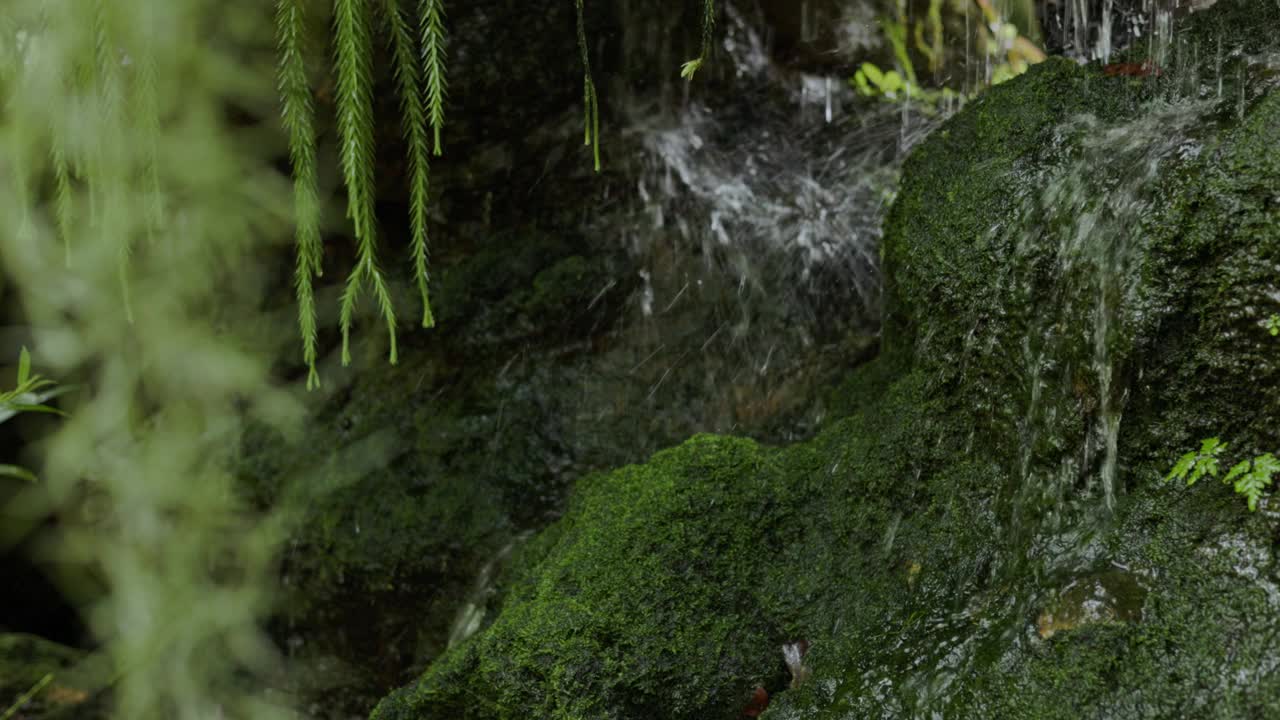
[592,0,938,441]
[838,77,1229,720]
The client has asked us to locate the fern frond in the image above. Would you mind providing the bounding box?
[338,269,362,367]
[276,0,323,388]
[383,0,435,329]
[1166,437,1226,485]
[367,255,400,364]
[1226,454,1279,511]
[338,254,400,367]
[420,0,448,156]
[573,0,601,171]
[332,0,377,238]
[333,0,398,365]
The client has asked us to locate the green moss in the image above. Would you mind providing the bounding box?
[372,434,786,719]
[369,362,1009,718]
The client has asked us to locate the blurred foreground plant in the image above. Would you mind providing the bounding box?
[1,0,303,717]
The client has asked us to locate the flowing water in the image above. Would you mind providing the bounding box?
[1044,0,1183,61]
[815,14,1277,717]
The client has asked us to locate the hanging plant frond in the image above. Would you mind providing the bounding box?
[275,0,324,388]
[384,0,436,330]
[333,0,398,366]
[420,0,448,156]
[574,0,601,172]
[681,0,716,80]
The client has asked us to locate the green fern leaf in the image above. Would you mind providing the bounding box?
[0,464,39,484]
[51,137,75,267]
[276,0,324,388]
[1254,454,1280,477]
[1234,467,1267,512]
[16,347,31,387]
[1166,437,1225,485]
[1166,450,1197,484]
[333,0,397,366]
[90,0,134,323]
[333,0,377,237]
[383,0,436,329]
[419,0,448,156]
[1223,455,1277,511]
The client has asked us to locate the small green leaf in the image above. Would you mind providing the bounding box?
[3,403,66,417]
[1166,450,1197,484]
[16,347,30,386]
[881,70,905,95]
[1167,438,1227,486]
[1198,437,1225,455]
[860,63,885,89]
[1255,454,1280,476]
[853,70,873,96]
[1224,459,1250,485]
[680,58,703,80]
[0,464,38,483]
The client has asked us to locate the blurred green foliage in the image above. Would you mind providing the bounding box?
[1,0,303,717]
[853,0,1046,114]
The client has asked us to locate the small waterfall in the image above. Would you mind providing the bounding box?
[846,90,1225,720]
[1011,99,1209,521]
[1045,0,1187,61]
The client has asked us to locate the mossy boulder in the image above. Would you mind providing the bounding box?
[369,0,1280,717]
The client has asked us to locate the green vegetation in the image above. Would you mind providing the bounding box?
[852,0,1046,113]
[1165,437,1228,487]
[3,0,1279,717]
[679,0,717,80]
[1,673,52,720]
[1168,440,1280,511]
[2,1,299,717]
[1164,306,1280,511]
[0,348,64,483]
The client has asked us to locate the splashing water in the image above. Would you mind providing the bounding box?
[820,93,1226,720]
[1045,0,1191,62]
[1011,99,1210,523]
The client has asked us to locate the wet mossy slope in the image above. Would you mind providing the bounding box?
[371,1,1280,717]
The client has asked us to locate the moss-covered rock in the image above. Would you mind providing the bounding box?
[368,0,1280,717]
